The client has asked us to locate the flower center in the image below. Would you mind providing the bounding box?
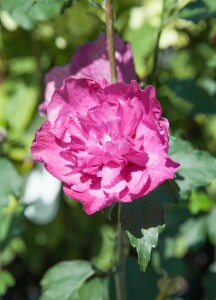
[105,134,111,142]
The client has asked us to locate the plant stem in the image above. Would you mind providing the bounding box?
[105,2,125,298]
[150,0,166,84]
[105,0,117,83]
[114,204,127,300]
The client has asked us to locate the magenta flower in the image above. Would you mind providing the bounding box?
[39,34,136,114]
[32,78,179,214]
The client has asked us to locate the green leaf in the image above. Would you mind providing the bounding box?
[124,22,158,77]
[120,181,178,238]
[1,0,73,30]
[73,278,109,300]
[179,217,207,248]
[189,190,214,214]
[120,181,177,272]
[164,236,188,259]
[178,0,216,23]
[40,260,95,300]
[1,237,26,267]
[91,225,115,271]
[207,54,216,68]
[203,270,216,300]
[206,206,216,245]
[4,83,37,137]
[0,158,23,207]
[165,216,207,259]
[0,196,24,251]
[127,227,160,272]
[169,137,216,196]
[0,270,15,296]
[167,79,216,115]
[209,262,216,272]
[124,257,159,300]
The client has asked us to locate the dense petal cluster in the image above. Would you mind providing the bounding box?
[39,34,136,114]
[32,78,179,214]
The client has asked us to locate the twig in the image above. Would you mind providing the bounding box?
[150,0,167,84]
[105,0,117,83]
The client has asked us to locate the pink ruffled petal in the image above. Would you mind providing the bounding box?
[31,121,72,183]
[39,65,71,114]
[32,78,180,214]
[101,162,122,188]
[47,78,106,141]
[63,181,108,215]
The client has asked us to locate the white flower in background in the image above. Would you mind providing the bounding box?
[22,164,61,225]
[129,0,161,29]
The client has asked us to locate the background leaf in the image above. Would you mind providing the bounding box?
[0,0,73,30]
[167,79,216,116]
[40,260,95,300]
[0,158,23,207]
[72,278,109,300]
[169,137,216,197]
[4,83,37,137]
[125,257,159,299]
[178,0,216,23]
[203,270,216,300]
[206,206,216,245]
[0,270,15,296]
[189,190,214,214]
[164,216,207,259]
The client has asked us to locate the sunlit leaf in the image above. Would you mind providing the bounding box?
[124,22,157,77]
[0,270,15,296]
[1,0,74,30]
[40,260,95,300]
[4,83,37,137]
[71,278,109,300]
[189,190,214,214]
[169,137,216,197]
[127,227,160,272]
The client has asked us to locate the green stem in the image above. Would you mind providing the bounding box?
[105,2,125,298]
[105,0,117,83]
[114,204,127,300]
[150,0,166,84]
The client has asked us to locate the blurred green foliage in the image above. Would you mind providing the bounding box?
[0,0,216,299]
